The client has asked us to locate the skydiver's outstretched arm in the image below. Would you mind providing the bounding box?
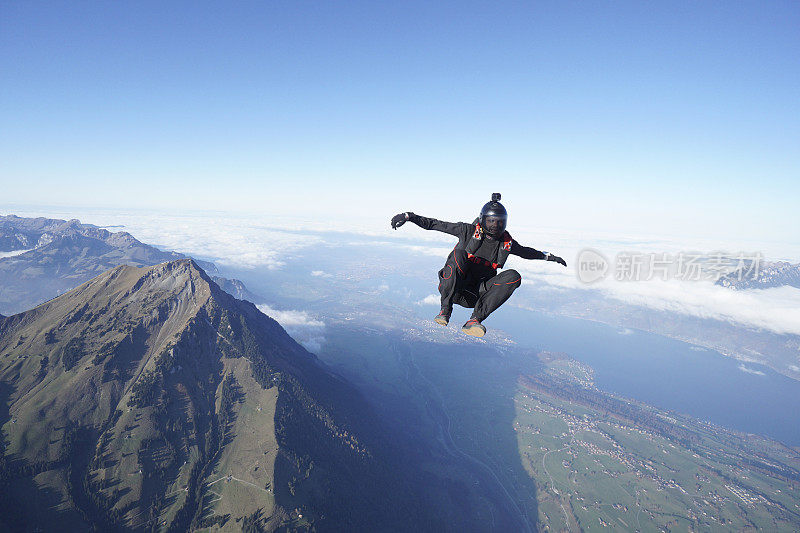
[510,241,567,266]
[390,212,469,238]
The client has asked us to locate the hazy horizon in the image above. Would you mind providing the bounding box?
[3,205,799,343]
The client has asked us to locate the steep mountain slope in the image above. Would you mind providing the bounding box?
[0,259,431,531]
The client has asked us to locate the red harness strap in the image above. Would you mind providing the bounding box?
[466,253,500,270]
[467,223,512,270]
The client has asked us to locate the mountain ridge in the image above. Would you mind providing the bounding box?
[716,260,800,290]
[0,215,264,317]
[1,215,152,253]
[0,258,431,531]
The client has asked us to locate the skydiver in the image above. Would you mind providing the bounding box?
[391,193,567,337]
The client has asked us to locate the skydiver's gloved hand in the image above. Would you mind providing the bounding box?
[391,212,413,230]
[547,254,567,267]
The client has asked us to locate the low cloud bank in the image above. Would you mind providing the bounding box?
[111,214,321,270]
[515,262,800,337]
[598,281,800,337]
[416,294,440,306]
[738,364,766,376]
[257,304,326,353]
[0,249,32,259]
[5,206,797,337]
[1,208,324,270]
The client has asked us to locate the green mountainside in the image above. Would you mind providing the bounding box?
[0,259,432,531]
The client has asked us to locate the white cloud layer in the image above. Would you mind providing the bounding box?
[0,249,33,258]
[514,261,800,336]
[1,207,326,270]
[3,206,797,338]
[738,364,766,376]
[601,281,800,337]
[416,294,440,306]
[256,304,326,353]
[113,214,321,270]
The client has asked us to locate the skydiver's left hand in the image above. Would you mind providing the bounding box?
[548,255,567,267]
[391,212,409,229]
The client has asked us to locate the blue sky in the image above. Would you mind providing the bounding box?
[1,1,798,243]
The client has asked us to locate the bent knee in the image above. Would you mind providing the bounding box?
[494,269,521,288]
[505,269,522,284]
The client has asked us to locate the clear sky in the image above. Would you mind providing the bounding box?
[1,1,798,244]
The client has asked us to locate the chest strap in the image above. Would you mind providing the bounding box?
[464,223,513,269]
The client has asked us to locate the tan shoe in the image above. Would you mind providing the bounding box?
[434,309,450,326]
[461,318,486,337]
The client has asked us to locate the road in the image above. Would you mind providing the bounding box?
[541,443,574,531]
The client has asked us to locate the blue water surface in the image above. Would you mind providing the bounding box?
[493,306,800,446]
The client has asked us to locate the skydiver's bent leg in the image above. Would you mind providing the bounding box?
[471,269,522,322]
[437,249,470,315]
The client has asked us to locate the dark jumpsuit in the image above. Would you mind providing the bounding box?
[408,214,548,322]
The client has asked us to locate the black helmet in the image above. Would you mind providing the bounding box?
[479,193,507,238]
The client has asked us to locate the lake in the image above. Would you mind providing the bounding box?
[492,306,800,446]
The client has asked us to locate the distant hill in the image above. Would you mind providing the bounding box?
[716,260,800,290]
[0,215,256,315]
[210,276,262,303]
[0,214,186,258]
[0,259,433,531]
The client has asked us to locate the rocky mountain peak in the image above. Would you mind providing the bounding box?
[0,258,419,531]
